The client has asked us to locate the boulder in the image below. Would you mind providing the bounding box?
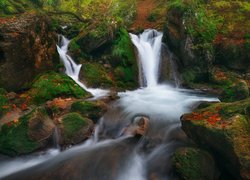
[28,108,55,143]
[28,72,90,105]
[173,147,219,180]
[121,116,149,136]
[163,0,250,86]
[0,13,58,91]
[80,62,114,88]
[181,99,250,179]
[70,100,107,123]
[210,67,249,102]
[0,108,55,156]
[59,112,94,146]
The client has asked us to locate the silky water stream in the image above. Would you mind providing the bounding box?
[0,29,219,180]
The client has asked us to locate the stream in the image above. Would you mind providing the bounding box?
[0,29,218,180]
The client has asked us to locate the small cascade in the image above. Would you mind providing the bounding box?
[52,127,60,149]
[57,35,109,98]
[130,29,163,87]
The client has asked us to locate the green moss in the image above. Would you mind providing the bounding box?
[182,99,250,178]
[62,113,87,138]
[173,147,216,180]
[71,100,104,122]
[111,28,138,88]
[82,63,113,88]
[0,110,39,156]
[210,69,249,102]
[112,28,136,66]
[29,72,89,105]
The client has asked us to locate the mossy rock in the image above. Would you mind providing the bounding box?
[173,147,219,180]
[165,0,250,87]
[210,68,249,102]
[60,112,93,146]
[181,99,250,179]
[29,72,90,105]
[111,28,138,89]
[80,63,114,88]
[70,100,107,123]
[0,108,54,156]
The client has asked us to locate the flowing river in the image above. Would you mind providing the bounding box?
[0,29,218,180]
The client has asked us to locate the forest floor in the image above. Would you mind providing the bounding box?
[130,0,166,31]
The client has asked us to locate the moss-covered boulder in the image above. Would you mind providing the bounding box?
[0,13,58,91]
[59,112,93,146]
[181,99,250,179]
[80,63,114,88]
[164,0,250,86]
[28,108,55,143]
[112,28,138,89]
[71,100,107,123]
[173,147,219,180]
[0,108,55,156]
[28,72,90,105]
[210,68,249,102]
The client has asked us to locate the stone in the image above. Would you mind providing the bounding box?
[173,147,219,180]
[0,13,58,91]
[59,113,94,146]
[181,99,250,179]
[121,116,150,136]
[70,100,107,123]
[28,108,55,143]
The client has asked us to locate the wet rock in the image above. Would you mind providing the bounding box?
[59,113,94,146]
[173,147,219,180]
[5,136,140,180]
[181,99,250,179]
[0,13,59,91]
[122,116,150,136]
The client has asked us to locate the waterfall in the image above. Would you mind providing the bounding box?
[1,30,220,180]
[57,35,109,98]
[52,127,60,149]
[130,29,163,87]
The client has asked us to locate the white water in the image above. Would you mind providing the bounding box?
[57,35,109,98]
[130,29,163,87]
[0,149,60,178]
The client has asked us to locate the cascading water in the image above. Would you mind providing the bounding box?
[57,35,109,98]
[130,29,163,87]
[0,30,219,180]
